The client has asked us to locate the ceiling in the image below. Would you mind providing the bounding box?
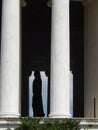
[22,0,51,32]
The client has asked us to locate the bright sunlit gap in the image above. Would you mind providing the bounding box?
[29,71,48,117]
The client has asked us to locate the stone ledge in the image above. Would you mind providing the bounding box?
[0,117,98,130]
[0,117,20,125]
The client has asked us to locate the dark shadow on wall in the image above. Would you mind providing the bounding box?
[70,1,84,117]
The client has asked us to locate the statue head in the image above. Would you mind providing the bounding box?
[34,71,40,77]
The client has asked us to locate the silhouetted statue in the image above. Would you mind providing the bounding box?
[32,71,45,117]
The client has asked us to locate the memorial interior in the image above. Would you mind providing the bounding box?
[0,1,84,117]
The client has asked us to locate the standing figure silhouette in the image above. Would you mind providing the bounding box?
[32,71,45,117]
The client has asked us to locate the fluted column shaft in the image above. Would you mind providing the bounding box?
[49,0,71,118]
[0,0,21,117]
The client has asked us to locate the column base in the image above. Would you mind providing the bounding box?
[49,112,71,118]
[0,112,20,118]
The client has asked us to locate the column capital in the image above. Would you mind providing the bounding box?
[21,0,27,7]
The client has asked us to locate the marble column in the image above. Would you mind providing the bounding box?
[49,0,71,118]
[0,0,21,117]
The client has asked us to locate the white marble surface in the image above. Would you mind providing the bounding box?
[49,0,71,118]
[0,0,21,117]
